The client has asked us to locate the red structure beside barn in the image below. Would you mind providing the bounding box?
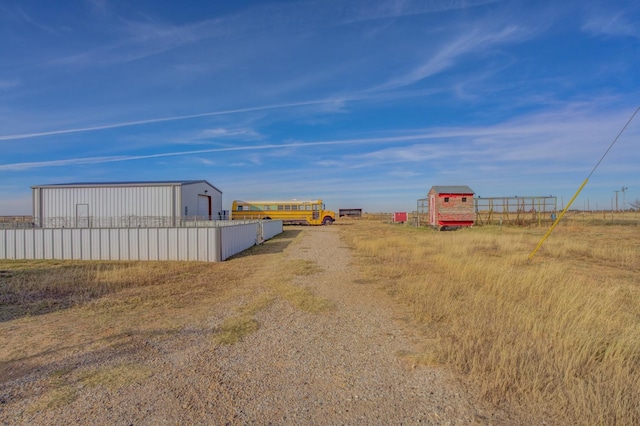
[392,212,407,223]
[427,185,475,230]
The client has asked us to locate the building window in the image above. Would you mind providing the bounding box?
[462,197,467,202]
[444,197,450,202]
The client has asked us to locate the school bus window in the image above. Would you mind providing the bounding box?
[264,205,270,210]
[237,205,243,211]
[313,205,318,210]
[285,205,291,210]
[305,205,311,210]
[292,205,298,210]
[278,205,284,210]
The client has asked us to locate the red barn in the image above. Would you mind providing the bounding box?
[427,185,475,230]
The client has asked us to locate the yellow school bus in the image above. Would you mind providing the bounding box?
[231,199,335,225]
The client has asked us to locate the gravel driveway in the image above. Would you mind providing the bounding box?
[1,225,511,425]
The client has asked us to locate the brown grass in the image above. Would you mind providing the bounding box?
[0,260,199,321]
[341,221,640,425]
[0,232,294,401]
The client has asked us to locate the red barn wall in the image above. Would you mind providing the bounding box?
[428,188,475,227]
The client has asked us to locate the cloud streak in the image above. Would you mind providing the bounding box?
[0,99,344,142]
[5,103,636,172]
[0,136,428,171]
[376,24,530,91]
[582,10,640,38]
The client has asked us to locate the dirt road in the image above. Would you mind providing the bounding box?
[1,226,506,424]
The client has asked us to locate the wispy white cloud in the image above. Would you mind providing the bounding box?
[582,11,640,38]
[196,128,262,140]
[314,160,345,167]
[87,0,111,16]
[1,1,638,214]
[7,102,634,173]
[1,5,62,35]
[0,79,20,91]
[335,0,501,26]
[196,158,216,166]
[376,24,531,91]
[313,103,640,172]
[387,169,422,178]
[0,137,416,171]
[0,99,342,142]
[48,0,502,70]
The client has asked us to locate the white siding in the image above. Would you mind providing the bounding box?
[1,227,223,262]
[35,185,177,226]
[220,223,259,260]
[33,181,224,227]
[262,220,284,240]
[181,182,223,219]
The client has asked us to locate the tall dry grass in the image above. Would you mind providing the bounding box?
[0,260,220,321]
[342,222,640,425]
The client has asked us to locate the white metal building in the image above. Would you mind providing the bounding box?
[32,180,223,228]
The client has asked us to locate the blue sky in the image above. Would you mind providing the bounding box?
[1,0,639,215]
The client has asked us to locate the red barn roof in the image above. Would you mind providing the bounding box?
[430,185,474,194]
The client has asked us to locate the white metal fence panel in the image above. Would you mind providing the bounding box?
[220,223,259,260]
[0,222,282,263]
[1,230,14,259]
[0,228,222,262]
[33,230,44,259]
[262,220,283,240]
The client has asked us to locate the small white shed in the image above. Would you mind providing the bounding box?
[32,180,223,228]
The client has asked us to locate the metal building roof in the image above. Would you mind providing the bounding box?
[430,185,474,194]
[32,180,222,193]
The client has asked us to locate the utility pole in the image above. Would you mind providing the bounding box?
[622,186,628,210]
[614,190,620,211]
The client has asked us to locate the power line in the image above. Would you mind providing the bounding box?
[529,106,640,260]
[588,106,640,180]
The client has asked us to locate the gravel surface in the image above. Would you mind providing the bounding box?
[1,225,514,425]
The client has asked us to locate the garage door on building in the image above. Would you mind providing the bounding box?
[197,195,211,219]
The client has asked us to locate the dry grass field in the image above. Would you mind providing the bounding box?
[341,220,640,424]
